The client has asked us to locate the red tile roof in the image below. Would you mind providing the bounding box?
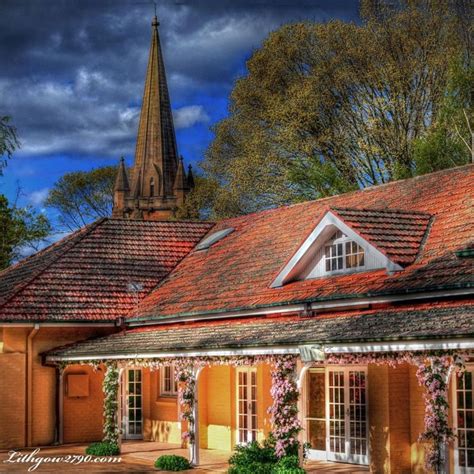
[331,208,432,265]
[134,165,474,321]
[0,219,213,321]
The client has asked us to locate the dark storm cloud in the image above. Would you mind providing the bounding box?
[0,0,359,158]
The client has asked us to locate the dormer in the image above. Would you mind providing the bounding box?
[271,207,432,288]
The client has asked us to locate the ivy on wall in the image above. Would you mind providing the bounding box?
[102,361,120,446]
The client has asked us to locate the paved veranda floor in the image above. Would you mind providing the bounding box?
[0,441,370,473]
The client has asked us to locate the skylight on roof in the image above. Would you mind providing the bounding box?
[195,228,234,251]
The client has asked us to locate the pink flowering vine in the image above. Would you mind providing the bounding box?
[327,351,467,473]
[268,355,302,458]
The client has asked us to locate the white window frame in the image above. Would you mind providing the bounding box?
[304,366,369,466]
[160,364,178,396]
[236,366,258,445]
[324,231,365,275]
[453,363,474,473]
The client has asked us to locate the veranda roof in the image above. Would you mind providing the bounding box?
[44,302,474,361]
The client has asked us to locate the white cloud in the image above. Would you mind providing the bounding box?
[28,188,50,206]
[173,105,210,129]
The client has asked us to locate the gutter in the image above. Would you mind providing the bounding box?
[26,323,39,447]
[127,287,474,326]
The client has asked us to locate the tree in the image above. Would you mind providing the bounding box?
[46,166,117,231]
[0,115,19,175]
[202,0,472,219]
[414,58,473,173]
[0,195,51,270]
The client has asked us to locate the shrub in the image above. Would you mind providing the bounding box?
[228,440,277,474]
[85,441,120,456]
[154,454,192,471]
[273,455,305,474]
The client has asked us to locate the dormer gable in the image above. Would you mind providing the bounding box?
[270,207,432,288]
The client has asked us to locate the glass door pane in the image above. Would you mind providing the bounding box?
[348,370,367,459]
[125,369,143,439]
[306,369,326,452]
[327,370,346,456]
[326,367,368,465]
[237,368,257,444]
[456,370,474,471]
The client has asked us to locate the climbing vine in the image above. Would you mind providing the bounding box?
[268,355,302,457]
[174,360,197,444]
[102,361,120,446]
[326,351,467,472]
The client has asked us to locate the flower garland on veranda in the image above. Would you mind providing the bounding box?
[59,350,468,471]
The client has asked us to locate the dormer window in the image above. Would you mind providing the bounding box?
[324,231,364,273]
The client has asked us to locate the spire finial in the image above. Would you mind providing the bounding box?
[152,2,159,27]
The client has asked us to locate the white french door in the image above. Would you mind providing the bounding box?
[236,367,258,444]
[454,367,474,473]
[326,367,368,465]
[121,369,143,439]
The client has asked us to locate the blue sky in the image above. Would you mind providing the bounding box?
[0,0,359,225]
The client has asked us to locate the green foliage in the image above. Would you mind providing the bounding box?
[154,455,192,471]
[227,442,305,474]
[0,115,19,175]
[0,195,51,270]
[228,440,278,474]
[85,441,120,456]
[414,58,473,174]
[273,456,305,474]
[201,0,471,219]
[46,165,117,231]
[175,176,220,220]
[102,362,120,446]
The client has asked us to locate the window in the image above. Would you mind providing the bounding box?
[455,369,474,469]
[324,231,365,273]
[195,227,234,251]
[150,177,155,196]
[160,365,178,396]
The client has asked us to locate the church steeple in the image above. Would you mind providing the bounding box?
[113,15,192,220]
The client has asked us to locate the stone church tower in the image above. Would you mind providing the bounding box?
[113,16,194,220]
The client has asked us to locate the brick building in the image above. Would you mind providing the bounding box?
[0,15,473,474]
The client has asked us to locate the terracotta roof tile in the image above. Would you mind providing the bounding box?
[135,165,474,320]
[331,207,432,265]
[0,219,213,321]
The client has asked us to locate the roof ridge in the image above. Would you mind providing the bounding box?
[216,164,473,224]
[0,218,106,311]
[330,206,432,217]
[107,217,216,225]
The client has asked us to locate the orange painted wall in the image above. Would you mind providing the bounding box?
[63,365,104,443]
[0,326,116,448]
[143,368,181,443]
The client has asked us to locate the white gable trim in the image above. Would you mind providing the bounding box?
[270,211,402,288]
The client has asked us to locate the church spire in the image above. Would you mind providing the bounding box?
[113,15,191,220]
